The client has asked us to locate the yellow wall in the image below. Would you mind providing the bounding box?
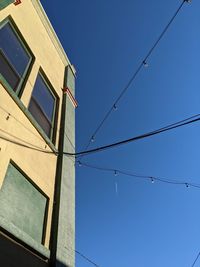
[0,0,69,248]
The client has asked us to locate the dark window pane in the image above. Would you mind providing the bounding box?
[32,75,55,121]
[0,50,20,91]
[29,98,51,137]
[0,23,30,76]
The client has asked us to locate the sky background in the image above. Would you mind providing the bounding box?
[41,1,200,266]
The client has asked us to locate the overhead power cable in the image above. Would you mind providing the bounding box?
[75,250,101,267]
[0,128,55,154]
[54,245,102,267]
[77,161,200,189]
[0,105,46,143]
[191,251,200,267]
[1,113,200,158]
[0,104,75,150]
[64,113,200,157]
[80,0,191,157]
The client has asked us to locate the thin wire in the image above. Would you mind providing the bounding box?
[0,104,76,151]
[25,80,75,149]
[78,161,200,189]
[191,251,200,267]
[26,80,76,150]
[0,131,77,164]
[0,105,45,144]
[0,0,190,160]
[80,0,188,158]
[0,106,75,160]
[75,250,101,267]
[64,113,200,157]
[64,246,102,267]
[1,111,200,160]
[0,128,56,154]
[64,132,75,150]
[62,242,200,267]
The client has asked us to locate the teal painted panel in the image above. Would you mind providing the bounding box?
[0,163,48,244]
[66,67,75,92]
[0,0,14,10]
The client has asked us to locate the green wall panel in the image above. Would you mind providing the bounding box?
[0,0,14,10]
[0,163,48,244]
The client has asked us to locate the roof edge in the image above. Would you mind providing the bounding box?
[30,0,76,76]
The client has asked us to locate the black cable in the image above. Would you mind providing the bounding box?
[61,246,102,267]
[1,112,200,159]
[75,250,101,267]
[191,251,200,267]
[0,1,191,160]
[0,129,56,155]
[0,105,45,143]
[80,0,189,157]
[64,114,200,157]
[78,161,200,189]
[0,104,75,151]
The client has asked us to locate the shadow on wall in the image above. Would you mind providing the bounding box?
[0,232,48,267]
[56,261,70,267]
[0,232,71,267]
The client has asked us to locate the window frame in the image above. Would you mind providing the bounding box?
[0,16,35,96]
[0,48,20,91]
[28,69,59,144]
[1,160,50,247]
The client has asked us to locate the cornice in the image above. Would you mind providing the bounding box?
[30,0,76,76]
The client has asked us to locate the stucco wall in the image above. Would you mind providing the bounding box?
[0,0,66,147]
[0,2,75,265]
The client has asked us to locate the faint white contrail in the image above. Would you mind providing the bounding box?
[115,181,118,196]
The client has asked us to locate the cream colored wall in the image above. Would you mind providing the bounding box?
[0,83,56,248]
[0,0,67,146]
[0,0,69,248]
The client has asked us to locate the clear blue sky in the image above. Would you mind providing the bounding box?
[41,1,200,266]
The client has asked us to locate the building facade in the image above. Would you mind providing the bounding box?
[0,1,76,266]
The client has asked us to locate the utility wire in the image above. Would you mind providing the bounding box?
[0,105,45,143]
[1,112,200,159]
[57,246,102,267]
[0,0,193,159]
[64,246,102,267]
[75,250,101,267]
[0,104,75,150]
[80,0,190,157]
[64,113,200,157]
[191,251,200,267]
[0,128,55,154]
[0,130,76,164]
[78,161,200,189]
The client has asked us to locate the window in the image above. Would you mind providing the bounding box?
[28,72,58,141]
[0,19,33,93]
[0,162,48,244]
